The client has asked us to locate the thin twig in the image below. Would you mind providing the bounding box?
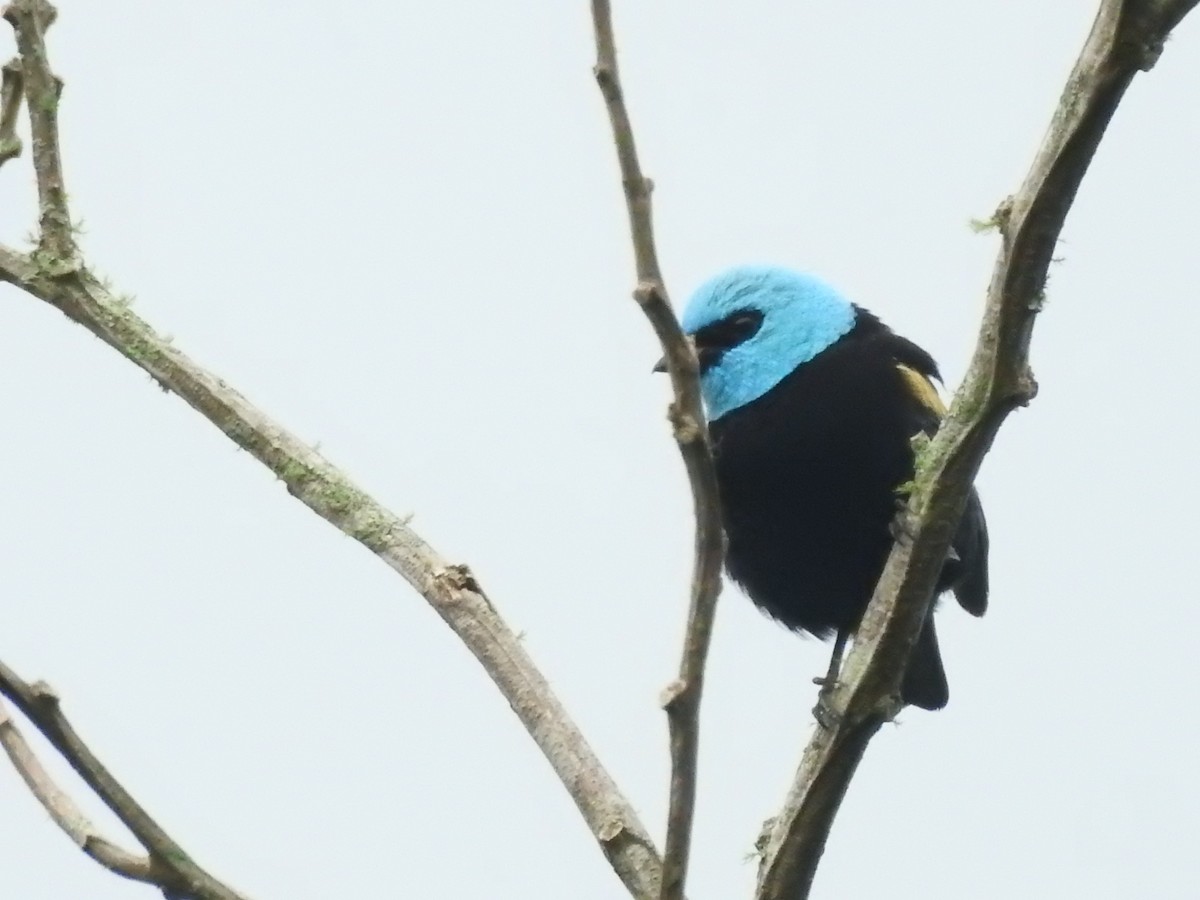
[590,3,725,900]
[0,692,156,884]
[0,7,666,897]
[0,57,23,165]
[3,0,72,262]
[754,2,1200,898]
[0,661,247,900]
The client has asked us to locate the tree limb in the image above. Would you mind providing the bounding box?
[0,5,666,898]
[0,661,246,899]
[0,242,668,900]
[754,2,1200,898]
[590,3,726,900]
[0,691,157,886]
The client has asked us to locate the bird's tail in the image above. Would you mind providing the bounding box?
[901,615,949,710]
[950,486,990,617]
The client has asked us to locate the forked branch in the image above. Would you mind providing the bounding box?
[0,660,247,899]
[754,2,1200,898]
[0,4,665,899]
[591,3,726,900]
[0,693,156,885]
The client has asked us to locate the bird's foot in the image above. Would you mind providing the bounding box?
[812,694,841,730]
[812,671,843,729]
[889,502,917,546]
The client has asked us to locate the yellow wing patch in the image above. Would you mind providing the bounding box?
[896,363,946,417]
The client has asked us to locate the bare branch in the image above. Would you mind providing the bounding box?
[0,9,665,898]
[755,2,1200,898]
[0,693,156,885]
[590,3,725,899]
[0,257,668,900]
[3,0,73,262]
[0,660,247,899]
[0,57,23,165]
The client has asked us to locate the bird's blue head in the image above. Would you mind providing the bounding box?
[672,265,857,421]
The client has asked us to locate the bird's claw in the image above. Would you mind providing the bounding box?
[812,696,841,730]
[889,506,917,546]
[812,671,843,729]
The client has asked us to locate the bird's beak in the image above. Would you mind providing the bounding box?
[652,336,694,373]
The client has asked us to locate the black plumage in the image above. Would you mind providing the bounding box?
[701,307,989,710]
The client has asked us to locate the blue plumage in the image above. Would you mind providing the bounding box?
[668,264,990,711]
[681,266,856,420]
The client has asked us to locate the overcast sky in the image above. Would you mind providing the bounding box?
[2,2,1198,899]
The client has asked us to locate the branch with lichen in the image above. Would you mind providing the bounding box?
[590,3,725,900]
[753,2,1200,898]
[0,3,666,898]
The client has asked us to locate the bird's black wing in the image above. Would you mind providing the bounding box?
[884,333,945,426]
[952,486,989,616]
[884,333,990,618]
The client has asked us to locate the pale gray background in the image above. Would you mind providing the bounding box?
[2,2,1197,898]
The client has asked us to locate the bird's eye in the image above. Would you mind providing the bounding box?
[729,313,761,337]
[691,310,764,372]
[707,310,763,348]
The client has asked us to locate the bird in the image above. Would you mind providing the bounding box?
[654,265,988,711]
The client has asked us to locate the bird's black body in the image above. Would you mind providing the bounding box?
[706,308,989,710]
